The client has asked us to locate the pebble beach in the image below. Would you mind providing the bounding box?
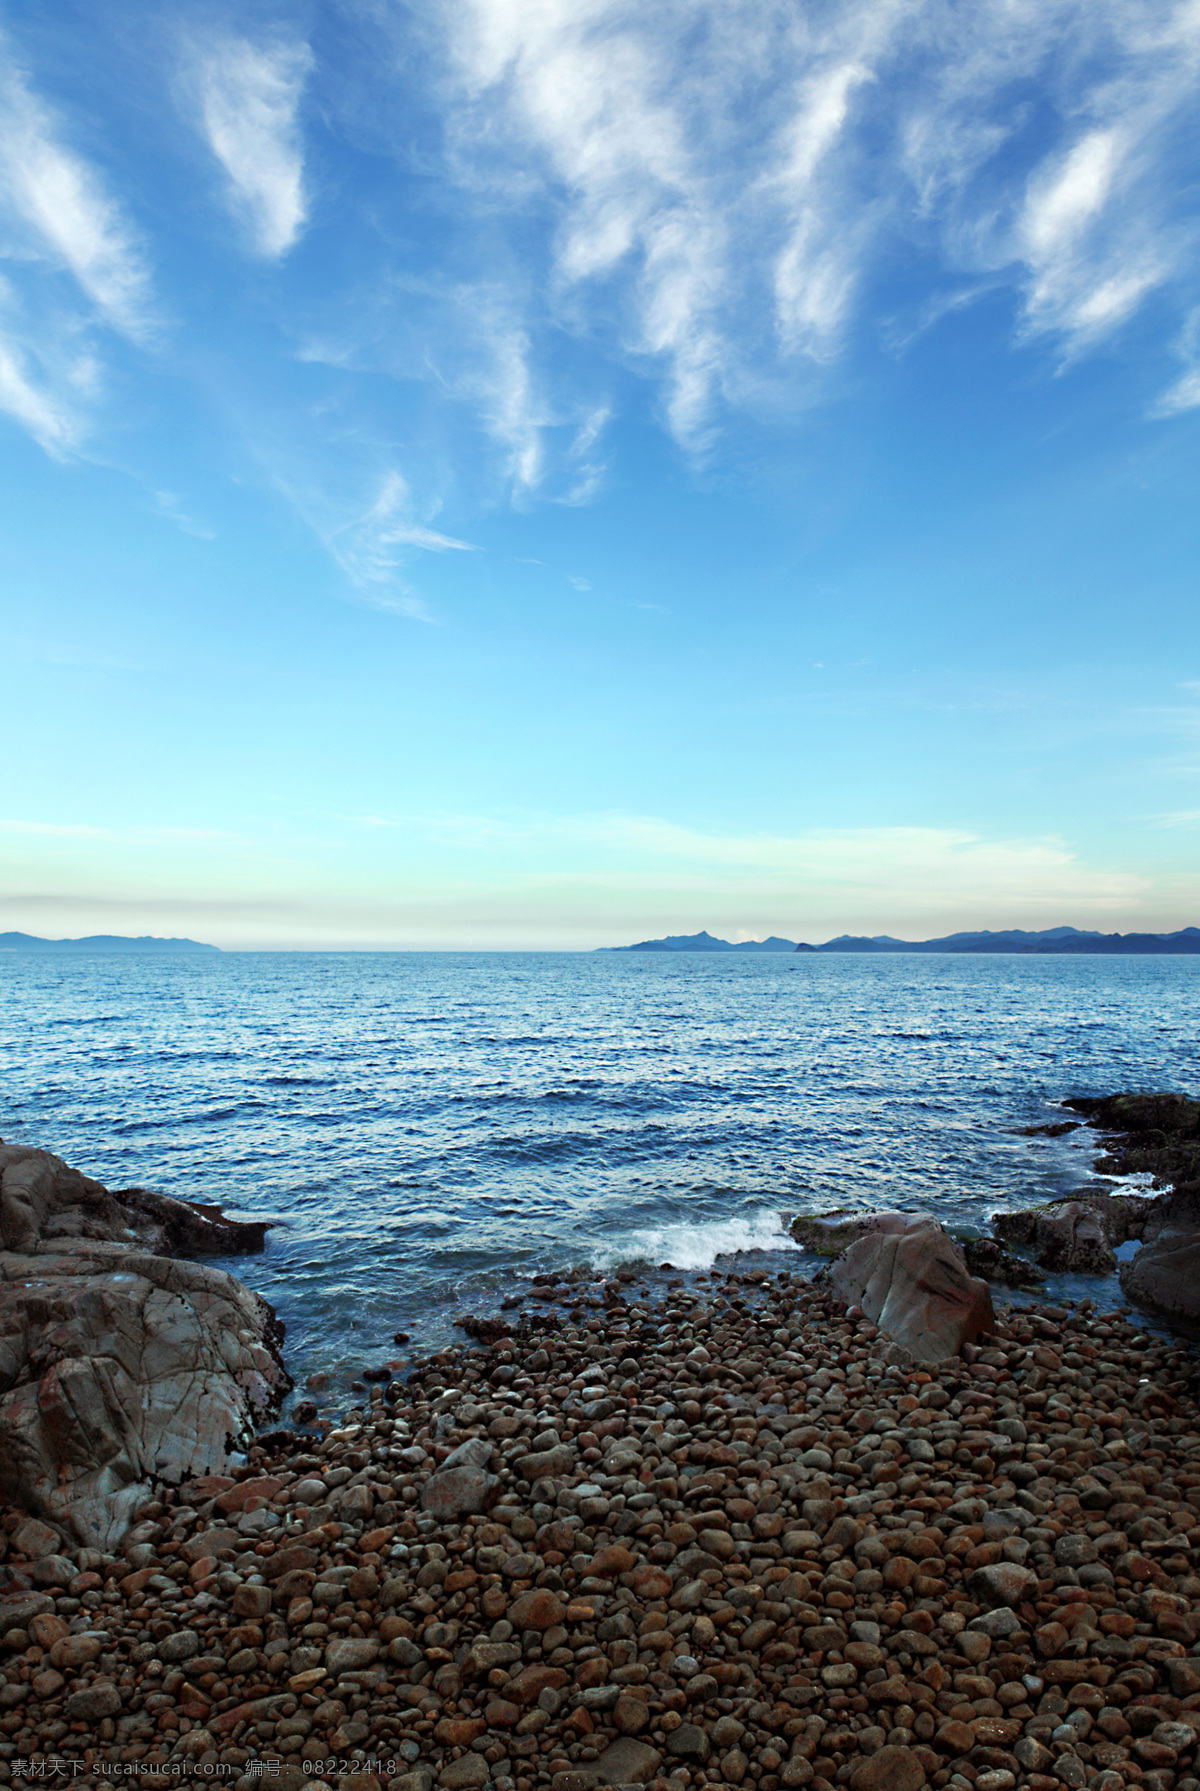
[2,1269,1199,1791]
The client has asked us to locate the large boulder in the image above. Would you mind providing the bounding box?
[828,1214,994,1362]
[1120,1234,1200,1325]
[0,1146,288,1548]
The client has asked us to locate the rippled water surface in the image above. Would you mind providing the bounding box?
[1,951,1197,1396]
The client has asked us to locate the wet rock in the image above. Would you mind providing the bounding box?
[991,1198,1117,1273]
[960,1234,1045,1287]
[454,1314,513,1343]
[790,1211,886,1254]
[1120,1228,1200,1324]
[828,1213,994,1360]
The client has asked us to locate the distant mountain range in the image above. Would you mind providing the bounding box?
[610,926,1200,955]
[0,932,220,953]
[614,930,800,953]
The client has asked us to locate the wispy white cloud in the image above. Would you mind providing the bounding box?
[150,489,215,539]
[0,50,153,339]
[1152,368,1200,416]
[1150,307,1200,416]
[433,0,1200,445]
[193,34,312,258]
[0,40,154,455]
[267,467,477,617]
[0,328,79,454]
[471,321,544,492]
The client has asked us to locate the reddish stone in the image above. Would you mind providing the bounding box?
[216,1476,283,1514]
[626,1565,673,1599]
[185,1474,237,1499]
[590,1545,637,1579]
[509,1589,566,1630]
[506,1664,570,1705]
[118,1568,156,1593]
[1135,1739,1180,1767]
[273,1568,317,1602]
[213,1696,283,1735]
[540,1521,578,1554]
[576,1657,610,1688]
[484,1699,521,1728]
[359,1526,395,1553]
[482,1586,508,1619]
[434,1716,487,1746]
[614,1692,651,1734]
[263,1545,318,1582]
[970,1717,1022,1746]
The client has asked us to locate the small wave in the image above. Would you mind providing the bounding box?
[590,1209,800,1273]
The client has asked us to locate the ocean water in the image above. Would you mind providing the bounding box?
[1,950,1197,1406]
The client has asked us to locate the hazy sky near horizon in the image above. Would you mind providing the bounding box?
[2,0,1200,948]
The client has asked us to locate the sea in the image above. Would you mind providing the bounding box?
[1,950,1198,1413]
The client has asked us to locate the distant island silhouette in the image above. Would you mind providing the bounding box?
[0,932,220,953]
[607,926,1200,955]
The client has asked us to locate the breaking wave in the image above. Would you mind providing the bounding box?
[590,1209,801,1273]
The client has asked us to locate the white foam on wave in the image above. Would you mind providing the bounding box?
[591,1210,801,1273]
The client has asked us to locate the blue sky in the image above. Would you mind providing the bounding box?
[2,0,1199,948]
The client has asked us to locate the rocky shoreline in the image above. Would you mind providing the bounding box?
[793,1093,1200,1331]
[2,1263,1199,1791]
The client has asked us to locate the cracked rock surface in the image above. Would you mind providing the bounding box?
[0,1146,289,1549]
